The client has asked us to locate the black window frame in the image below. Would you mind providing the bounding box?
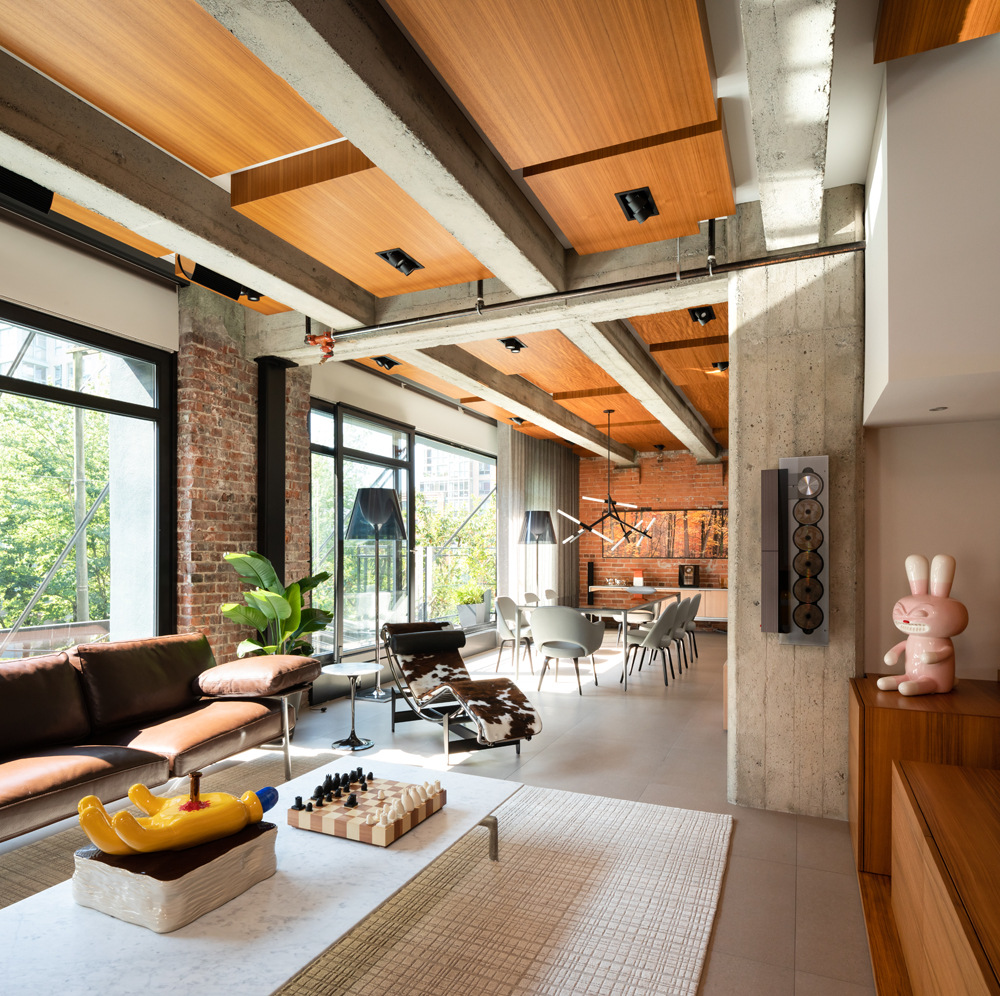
[0,298,177,635]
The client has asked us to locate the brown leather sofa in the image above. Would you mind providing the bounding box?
[0,633,321,843]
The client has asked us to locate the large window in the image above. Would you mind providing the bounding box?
[414,437,496,626]
[0,302,173,659]
[308,405,497,657]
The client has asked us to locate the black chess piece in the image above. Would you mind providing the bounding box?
[324,792,333,803]
[332,773,341,789]
[291,796,304,810]
[305,802,313,812]
[323,774,334,793]
[333,787,342,799]
[355,767,363,781]
[360,779,368,791]
[343,772,351,785]
[344,792,358,808]
[367,771,374,782]
[312,785,324,801]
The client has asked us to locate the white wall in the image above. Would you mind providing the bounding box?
[864,34,1000,426]
[865,419,1000,681]
[0,215,178,351]
[311,360,497,455]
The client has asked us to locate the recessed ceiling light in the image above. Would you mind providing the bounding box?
[498,337,527,353]
[689,306,716,326]
[373,356,401,371]
[929,406,948,411]
[510,416,526,425]
[615,186,659,224]
[711,360,729,373]
[376,248,424,277]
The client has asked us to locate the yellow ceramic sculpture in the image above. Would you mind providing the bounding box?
[78,774,278,855]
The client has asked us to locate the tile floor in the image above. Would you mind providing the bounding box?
[290,630,875,996]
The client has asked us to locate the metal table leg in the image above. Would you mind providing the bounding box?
[621,608,629,690]
[514,607,522,681]
[334,675,374,751]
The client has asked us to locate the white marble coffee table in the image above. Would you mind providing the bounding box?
[0,760,519,996]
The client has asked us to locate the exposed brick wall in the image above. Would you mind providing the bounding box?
[176,321,258,663]
[284,367,312,587]
[175,289,312,662]
[578,451,728,614]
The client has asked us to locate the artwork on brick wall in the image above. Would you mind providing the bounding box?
[602,508,728,559]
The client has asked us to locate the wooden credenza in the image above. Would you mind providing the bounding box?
[892,761,1000,996]
[849,676,1000,875]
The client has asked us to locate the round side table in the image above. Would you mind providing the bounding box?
[321,662,382,751]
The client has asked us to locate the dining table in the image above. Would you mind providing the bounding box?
[512,593,678,691]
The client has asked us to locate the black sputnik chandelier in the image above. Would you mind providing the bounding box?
[557,410,655,553]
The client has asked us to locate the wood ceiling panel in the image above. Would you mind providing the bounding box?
[232,143,491,297]
[51,194,170,258]
[0,0,341,177]
[875,0,1000,62]
[387,0,716,169]
[611,424,686,450]
[559,393,656,427]
[630,305,729,432]
[456,329,618,395]
[523,106,735,255]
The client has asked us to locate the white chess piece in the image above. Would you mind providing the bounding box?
[433,780,441,794]
[365,813,376,825]
[378,813,389,827]
[377,789,386,802]
[402,791,413,812]
[417,785,428,802]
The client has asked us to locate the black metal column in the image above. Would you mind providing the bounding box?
[256,355,297,581]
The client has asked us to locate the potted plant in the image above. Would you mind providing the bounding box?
[455,584,487,628]
[219,551,332,657]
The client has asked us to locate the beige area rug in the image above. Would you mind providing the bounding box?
[276,786,733,996]
[0,748,340,909]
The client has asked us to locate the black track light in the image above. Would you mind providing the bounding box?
[240,287,262,302]
[510,416,526,425]
[615,186,659,225]
[711,361,729,373]
[689,305,716,326]
[373,356,401,371]
[376,247,424,277]
[498,337,527,354]
[0,165,54,214]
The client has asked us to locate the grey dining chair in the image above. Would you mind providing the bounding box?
[685,592,702,659]
[623,601,679,686]
[616,586,657,644]
[529,606,604,695]
[495,595,533,674]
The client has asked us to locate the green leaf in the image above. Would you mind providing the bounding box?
[245,587,292,625]
[223,551,285,595]
[286,606,332,643]
[291,571,331,596]
[236,638,265,658]
[280,583,302,640]
[220,602,269,634]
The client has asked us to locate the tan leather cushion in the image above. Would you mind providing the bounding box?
[197,655,321,697]
[69,633,216,730]
[0,745,169,843]
[102,699,289,776]
[0,653,90,755]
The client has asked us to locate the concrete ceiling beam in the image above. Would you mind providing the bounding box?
[200,0,565,298]
[741,0,835,250]
[396,345,638,465]
[0,52,374,329]
[559,319,722,462]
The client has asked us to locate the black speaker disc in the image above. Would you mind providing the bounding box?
[793,524,824,551]
[793,498,823,525]
[793,576,824,603]
[793,603,824,634]
[793,550,824,577]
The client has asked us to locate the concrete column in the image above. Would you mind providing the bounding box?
[727,186,865,820]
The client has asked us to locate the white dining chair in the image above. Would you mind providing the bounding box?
[544,588,558,604]
[615,586,657,644]
[495,595,533,674]
[528,606,604,695]
[684,592,702,659]
[523,592,540,606]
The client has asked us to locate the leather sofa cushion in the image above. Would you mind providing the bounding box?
[197,655,321,697]
[0,745,169,843]
[0,653,90,755]
[100,699,288,776]
[69,633,216,729]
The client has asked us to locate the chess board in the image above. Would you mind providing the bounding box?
[287,778,447,847]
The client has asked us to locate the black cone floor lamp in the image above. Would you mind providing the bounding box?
[518,510,556,598]
[345,488,407,701]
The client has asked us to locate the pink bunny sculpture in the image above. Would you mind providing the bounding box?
[876,554,968,696]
